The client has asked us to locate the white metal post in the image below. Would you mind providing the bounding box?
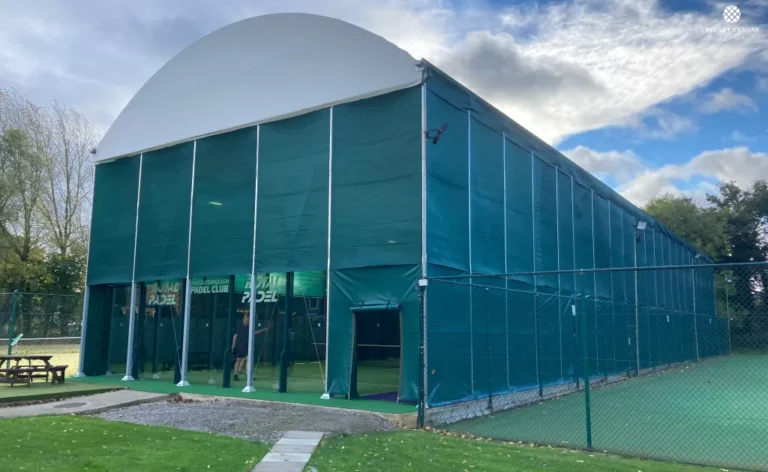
[692,266,699,361]
[74,285,90,377]
[321,108,333,400]
[122,282,137,381]
[420,83,429,405]
[502,134,509,390]
[634,232,640,376]
[467,111,474,393]
[244,126,261,393]
[177,141,197,387]
[122,153,143,382]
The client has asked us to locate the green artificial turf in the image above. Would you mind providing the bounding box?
[309,430,718,472]
[0,416,268,472]
[446,354,768,471]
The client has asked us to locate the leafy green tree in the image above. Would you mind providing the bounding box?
[644,194,729,260]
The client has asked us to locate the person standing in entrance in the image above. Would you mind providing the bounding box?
[232,313,270,381]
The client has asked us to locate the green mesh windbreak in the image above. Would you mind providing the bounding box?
[505,140,533,286]
[82,285,112,375]
[87,156,140,285]
[256,110,330,273]
[533,158,559,385]
[331,87,421,269]
[134,142,194,282]
[426,264,472,405]
[426,91,469,271]
[573,182,598,375]
[557,170,576,382]
[189,127,257,277]
[593,195,611,300]
[469,117,506,396]
[325,264,420,401]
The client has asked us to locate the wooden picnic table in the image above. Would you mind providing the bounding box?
[0,354,67,387]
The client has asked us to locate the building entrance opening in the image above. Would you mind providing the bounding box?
[349,305,402,401]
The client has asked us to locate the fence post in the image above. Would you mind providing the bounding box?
[578,272,593,450]
[485,287,493,412]
[279,272,294,393]
[417,278,427,429]
[7,291,18,355]
[692,267,699,361]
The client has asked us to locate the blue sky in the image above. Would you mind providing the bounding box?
[0,0,766,206]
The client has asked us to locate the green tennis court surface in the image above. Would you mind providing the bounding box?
[445,354,768,471]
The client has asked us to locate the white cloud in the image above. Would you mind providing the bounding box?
[728,130,754,142]
[758,76,768,92]
[700,88,759,114]
[0,0,766,145]
[563,146,645,184]
[569,145,768,206]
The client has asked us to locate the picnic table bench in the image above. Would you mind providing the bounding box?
[0,355,68,387]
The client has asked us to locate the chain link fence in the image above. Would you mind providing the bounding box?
[423,263,768,471]
[0,292,83,376]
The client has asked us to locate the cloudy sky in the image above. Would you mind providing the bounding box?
[1,0,767,206]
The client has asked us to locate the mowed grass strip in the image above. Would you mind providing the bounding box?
[308,430,719,472]
[0,416,268,472]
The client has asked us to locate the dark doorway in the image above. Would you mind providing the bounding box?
[349,305,401,401]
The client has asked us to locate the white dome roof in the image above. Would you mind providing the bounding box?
[94,13,422,163]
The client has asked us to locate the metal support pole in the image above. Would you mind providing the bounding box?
[7,290,18,355]
[243,273,257,393]
[417,279,427,428]
[725,277,732,355]
[692,267,699,361]
[132,283,146,380]
[106,287,116,375]
[122,282,138,381]
[279,272,294,393]
[579,272,593,450]
[485,287,493,411]
[177,278,192,387]
[634,238,640,376]
[74,287,88,377]
[207,293,217,384]
[223,275,236,388]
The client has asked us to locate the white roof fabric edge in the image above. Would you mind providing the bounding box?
[94,13,423,163]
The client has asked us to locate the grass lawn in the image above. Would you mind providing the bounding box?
[308,430,718,472]
[0,416,268,472]
[0,381,115,403]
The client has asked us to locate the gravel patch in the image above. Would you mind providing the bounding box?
[94,397,400,443]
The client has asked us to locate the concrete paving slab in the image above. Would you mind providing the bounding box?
[276,437,321,446]
[253,462,306,472]
[0,390,170,418]
[271,443,317,454]
[261,452,312,463]
[283,430,325,440]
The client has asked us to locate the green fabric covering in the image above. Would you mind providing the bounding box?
[426,265,472,405]
[256,110,330,272]
[330,87,421,269]
[82,285,111,375]
[557,170,576,381]
[87,156,140,285]
[426,91,469,271]
[134,142,194,282]
[326,264,420,401]
[189,127,257,277]
[505,140,533,287]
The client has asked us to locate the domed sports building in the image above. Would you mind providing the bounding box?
[78,13,719,420]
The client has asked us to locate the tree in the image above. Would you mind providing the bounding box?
[644,193,729,260]
[39,102,97,257]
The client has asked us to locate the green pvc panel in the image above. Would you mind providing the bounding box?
[87,156,140,285]
[505,139,533,288]
[537,293,561,385]
[557,170,576,382]
[82,285,112,375]
[426,264,472,405]
[326,264,420,401]
[190,127,257,277]
[471,278,507,397]
[470,117,504,274]
[331,87,421,269]
[257,110,330,272]
[508,289,538,390]
[533,157,558,294]
[593,195,611,300]
[134,142,194,282]
[573,182,598,374]
[426,90,469,271]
